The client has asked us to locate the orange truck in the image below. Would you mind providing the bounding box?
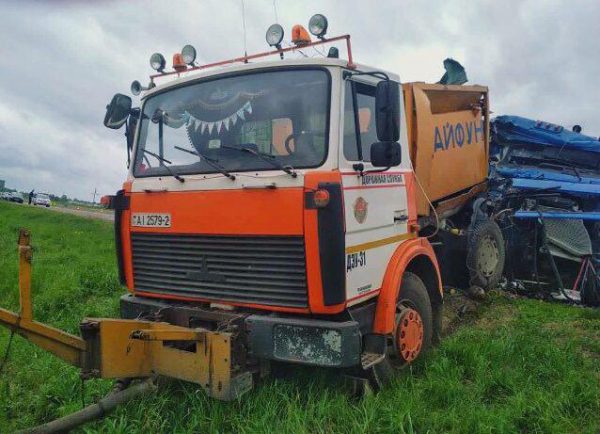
[1,15,504,402]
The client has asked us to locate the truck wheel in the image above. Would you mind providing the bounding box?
[467,220,505,290]
[368,272,433,388]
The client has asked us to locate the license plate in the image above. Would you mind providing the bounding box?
[131,213,171,228]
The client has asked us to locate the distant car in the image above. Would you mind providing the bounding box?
[0,192,9,200]
[8,192,24,203]
[33,193,51,207]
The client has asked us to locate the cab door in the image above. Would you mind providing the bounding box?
[340,77,410,304]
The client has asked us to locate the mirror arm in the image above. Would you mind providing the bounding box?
[158,120,165,166]
[363,166,391,175]
[125,122,131,168]
[350,81,363,161]
[125,119,133,168]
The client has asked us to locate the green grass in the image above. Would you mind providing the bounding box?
[0,201,599,433]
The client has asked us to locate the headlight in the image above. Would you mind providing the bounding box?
[130,80,142,96]
[308,14,328,38]
[149,53,166,72]
[266,23,284,48]
[181,45,197,65]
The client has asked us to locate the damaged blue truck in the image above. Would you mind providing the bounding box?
[489,115,600,306]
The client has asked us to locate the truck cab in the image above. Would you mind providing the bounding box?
[103,24,443,393]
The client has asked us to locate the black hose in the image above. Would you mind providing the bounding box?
[0,329,15,378]
[17,378,156,434]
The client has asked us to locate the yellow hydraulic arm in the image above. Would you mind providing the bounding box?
[0,229,251,400]
[0,229,87,366]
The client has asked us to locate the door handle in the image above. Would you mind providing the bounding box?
[394,210,408,222]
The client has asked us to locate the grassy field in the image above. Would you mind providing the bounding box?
[0,200,598,433]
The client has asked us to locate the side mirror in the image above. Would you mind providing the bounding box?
[375,81,400,142]
[104,94,132,129]
[370,141,401,167]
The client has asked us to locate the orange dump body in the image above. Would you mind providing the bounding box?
[403,83,490,217]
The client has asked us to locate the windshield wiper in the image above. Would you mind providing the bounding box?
[173,146,236,181]
[221,145,297,178]
[142,149,185,183]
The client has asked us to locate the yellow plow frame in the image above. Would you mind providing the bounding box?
[0,229,252,400]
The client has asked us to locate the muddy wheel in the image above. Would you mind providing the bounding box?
[368,272,433,389]
[467,220,505,291]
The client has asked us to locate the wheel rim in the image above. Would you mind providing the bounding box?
[476,234,499,277]
[394,306,424,363]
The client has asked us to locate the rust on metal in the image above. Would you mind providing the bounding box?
[18,228,33,321]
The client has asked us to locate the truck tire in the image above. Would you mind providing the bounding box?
[467,219,505,290]
[368,272,433,388]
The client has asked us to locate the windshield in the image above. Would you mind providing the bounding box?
[37,194,49,199]
[133,69,330,178]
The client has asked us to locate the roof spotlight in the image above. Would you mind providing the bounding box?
[266,23,284,48]
[308,14,328,38]
[181,44,197,65]
[149,53,166,72]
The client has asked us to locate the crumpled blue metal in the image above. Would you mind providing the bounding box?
[494,115,600,153]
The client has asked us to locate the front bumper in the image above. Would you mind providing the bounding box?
[246,315,360,367]
[120,294,361,368]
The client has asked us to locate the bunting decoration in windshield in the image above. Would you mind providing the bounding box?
[155,89,259,136]
[188,100,253,135]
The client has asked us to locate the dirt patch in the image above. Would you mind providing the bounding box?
[49,206,114,221]
[441,288,484,336]
[440,288,519,336]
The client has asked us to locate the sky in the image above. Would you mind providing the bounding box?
[0,0,598,200]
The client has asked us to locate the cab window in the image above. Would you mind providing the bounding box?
[343,80,378,162]
[134,69,330,177]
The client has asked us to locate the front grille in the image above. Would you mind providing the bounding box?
[131,233,308,308]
